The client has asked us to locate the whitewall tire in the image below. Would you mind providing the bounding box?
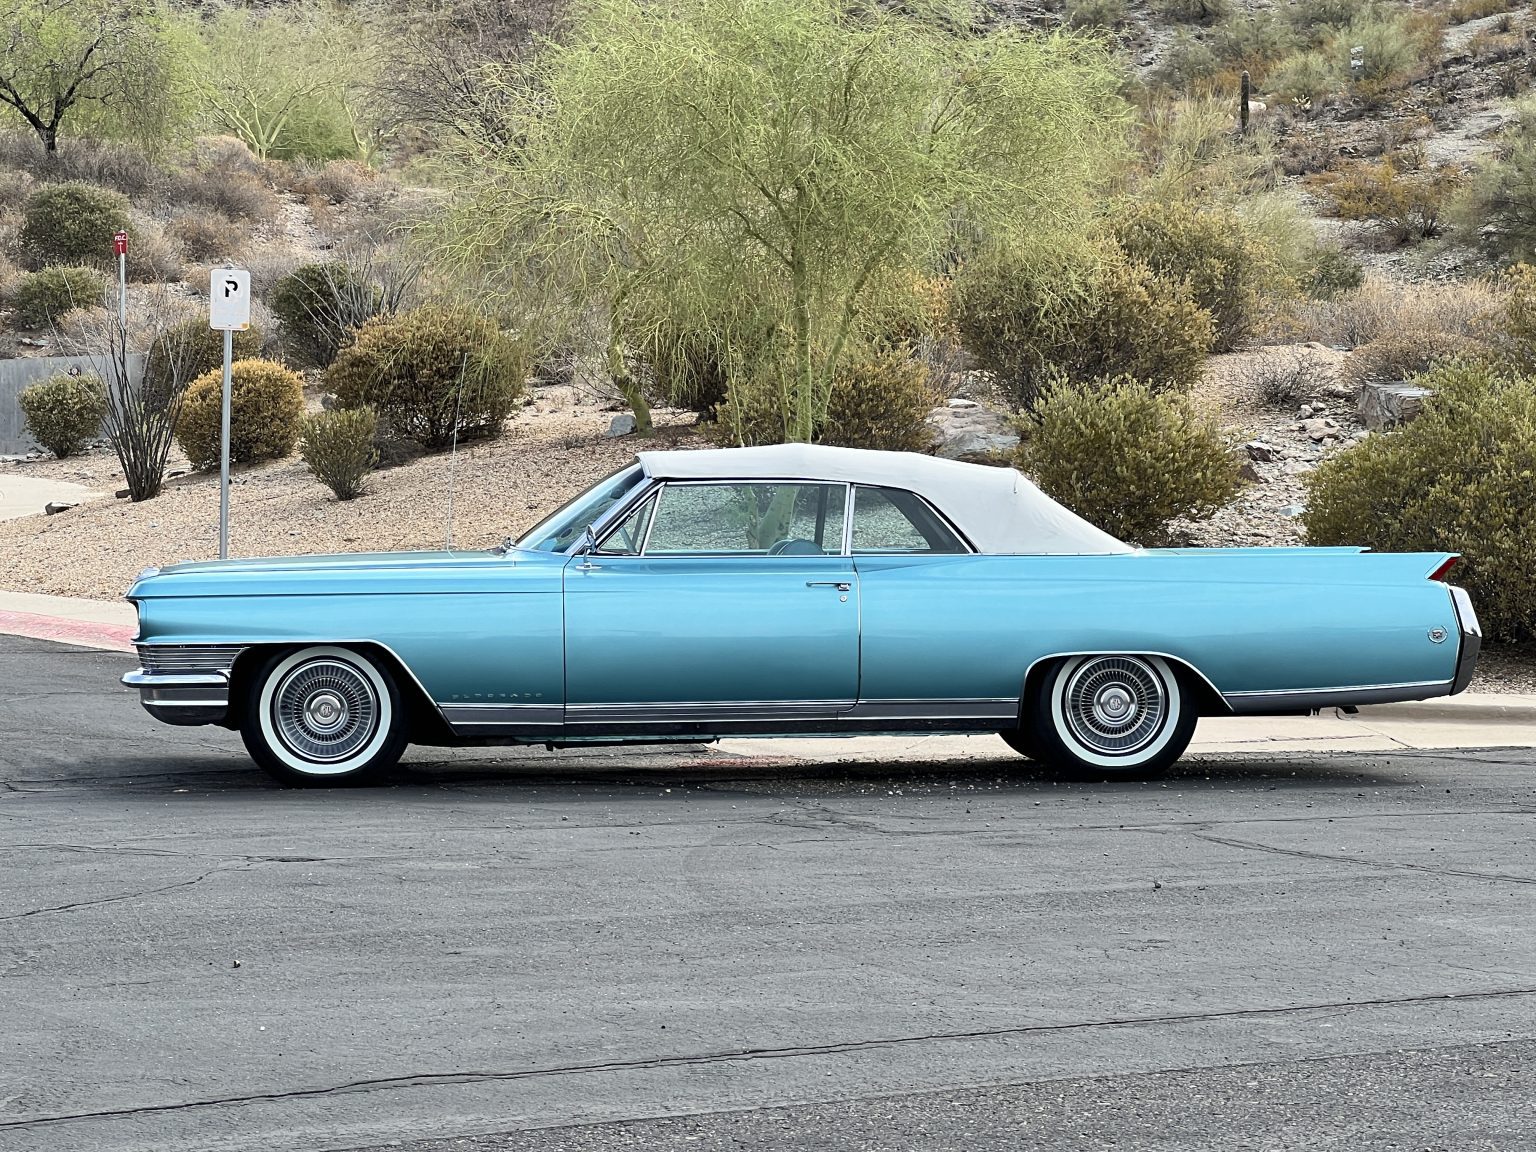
[240,646,407,785]
[1031,655,1196,779]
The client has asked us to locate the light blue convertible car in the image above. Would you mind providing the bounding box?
[124,445,1481,785]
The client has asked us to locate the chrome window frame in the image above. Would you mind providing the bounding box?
[578,477,976,558]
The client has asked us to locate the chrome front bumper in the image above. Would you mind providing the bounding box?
[123,645,244,726]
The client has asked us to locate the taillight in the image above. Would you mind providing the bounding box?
[1429,557,1459,582]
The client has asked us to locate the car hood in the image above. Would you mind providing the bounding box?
[127,548,564,600]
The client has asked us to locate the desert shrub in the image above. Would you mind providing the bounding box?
[8,265,105,327]
[18,183,131,270]
[1066,0,1126,28]
[300,406,379,500]
[1493,262,1536,374]
[1304,361,1536,640]
[1342,329,1485,387]
[1267,49,1339,103]
[1272,276,1503,347]
[1019,375,1241,545]
[819,353,936,452]
[956,252,1215,407]
[1446,0,1512,23]
[286,159,371,204]
[1301,242,1365,299]
[175,358,305,470]
[168,211,250,262]
[270,261,382,366]
[1151,33,1223,91]
[122,215,185,283]
[1157,0,1229,25]
[646,327,736,414]
[1455,100,1536,262]
[142,318,264,408]
[1341,9,1441,96]
[1321,159,1460,244]
[1237,347,1334,406]
[18,372,108,458]
[326,305,530,450]
[1213,10,1301,78]
[1113,200,1287,351]
[1281,0,1368,37]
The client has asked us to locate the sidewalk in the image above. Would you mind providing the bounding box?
[0,474,105,521]
[1,591,1531,753]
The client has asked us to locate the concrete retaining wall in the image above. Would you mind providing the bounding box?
[0,355,144,455]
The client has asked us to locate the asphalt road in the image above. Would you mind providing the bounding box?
[2,634,1535,1152]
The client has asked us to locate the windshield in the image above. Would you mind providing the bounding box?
[514,464,646,552]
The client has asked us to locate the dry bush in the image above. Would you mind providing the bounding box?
[167,211,251,263]
[1314,158,1461,244]
[0,130,159,196]
[1268,276,1503,347]
[300,407,379,500]
[1234,346,1337,406]
[123,214,186,283]
[1342,329,1486,387]
[159,139,283,226]
[244,247,304,299]
[286,160,373,204]
[1445,0,1515,22]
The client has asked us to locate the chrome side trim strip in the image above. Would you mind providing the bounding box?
[1225,681,1452,713]
[442,703,563,727]
[567,700,854,723]
[842,698,1016,721]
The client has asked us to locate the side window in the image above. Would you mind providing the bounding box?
[850,486,966,554]
[598,494,656,555]
[644,483,847,555]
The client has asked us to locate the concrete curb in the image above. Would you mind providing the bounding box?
[0,609,134,652]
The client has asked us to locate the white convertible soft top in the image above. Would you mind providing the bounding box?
[636,444,1132,556]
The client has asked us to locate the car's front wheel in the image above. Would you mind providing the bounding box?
[240,646,407,786]
[1029,654,1196,780]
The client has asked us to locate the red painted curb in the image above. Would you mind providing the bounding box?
[0,610,135,653]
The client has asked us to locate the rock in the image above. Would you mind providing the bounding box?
[1359,381,1434,431]
[1245,441,1277,463]
[320,393,337,411]
[605,413,637,438]
[1301,417,1337,442]
[1297,404,1315,419]
[945,398,979,409]
[44,501,78,515]
[1238,462,1265,484]
[1279,504,1307,518]
[115,488,131,499]
[925,402,1019,461]
[1282,461,1316,476]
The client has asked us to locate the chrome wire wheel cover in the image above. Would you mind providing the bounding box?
[271,658,380,763]
[1061,656,1167,757]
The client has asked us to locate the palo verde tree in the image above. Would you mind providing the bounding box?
[0,0,190,153]
[441,0,1128,442]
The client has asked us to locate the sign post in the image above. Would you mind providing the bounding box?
[113,231,128,332]
[209,265,252,560]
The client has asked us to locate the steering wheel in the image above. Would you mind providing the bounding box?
[767,538,824,556]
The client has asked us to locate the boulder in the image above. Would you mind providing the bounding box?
[1358,381,1433,431]
[925,401,1019,462]
[44,501,78,515]
[605,413,637,438]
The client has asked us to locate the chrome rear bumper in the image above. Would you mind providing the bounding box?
[1449,585,1482,695]
[124,645,244,726]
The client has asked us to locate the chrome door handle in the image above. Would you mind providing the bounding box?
[806,581,852,591]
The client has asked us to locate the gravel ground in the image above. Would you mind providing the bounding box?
[3,361,1532,694]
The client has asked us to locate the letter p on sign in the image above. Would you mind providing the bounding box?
[209,267,252,331]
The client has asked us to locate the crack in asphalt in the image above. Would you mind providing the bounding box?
[1181,830,1536,886]
[4,985,1534,1132]
[0,862,251,922]
[0,843,401,864]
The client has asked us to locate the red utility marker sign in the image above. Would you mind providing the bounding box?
[112,230,128,256]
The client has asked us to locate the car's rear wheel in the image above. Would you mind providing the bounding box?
[1030,654,1195,780]
[240,645,407,786]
